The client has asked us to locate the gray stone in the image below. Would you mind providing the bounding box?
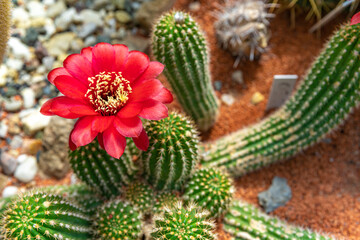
[4,99,23,112]
[39,117,75,179]
[21,111,52,135]
[21,88,36,109]
[214,81,222,91]
[115,11,132,24]
[258,176,292,213]
[232,70,244,85]
[54,8,76,31]
[77,22,98,39]
[0,121,8,138]
[46,1,66,18]
[78,9,103,26]
[42,56,55,70]
[121,34,150,52]
[14,155,38,183]
[221,94,235,106]
[2,186,18,198]
[84,36,97,47]
[10,136,23,149]
[44,32,76,57]
[93,0,108,10]
[0,152,17,175]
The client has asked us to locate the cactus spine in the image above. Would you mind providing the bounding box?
[183,168,233,218]
[1,191,92,240]
[141,112,199,191]
[125,182,154,214]
[94,200,142,240]
[151,201,217,240]
[153,192,177,214]
[224,199,334,240]
[0,0,11,63]
[152,11,220,131]
[201,23,360,176]
[69,139,137,198]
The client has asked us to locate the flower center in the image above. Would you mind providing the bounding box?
[85,71,132,116]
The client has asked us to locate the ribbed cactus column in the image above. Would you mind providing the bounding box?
[201,22,360,176]
[224,200,334,240]
[152,11,220,131]
[0,0,11,63]
[1,191,92,239]
[69,139,138,198]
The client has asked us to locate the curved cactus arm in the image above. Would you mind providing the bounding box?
[201,22,360,176]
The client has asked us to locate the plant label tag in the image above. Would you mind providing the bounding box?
[266,75,298,110]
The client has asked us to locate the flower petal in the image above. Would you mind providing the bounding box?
[153,87,173,104]
[45,96,83,119]
[114,116,142,137]
[97,133,105,150]
[64,53,93,85]
[134,61,164,84]
[47,67,71,85]
[351,12,360,25]
[40,99,55,116]
[117,102,143,118]
[69,128,77,151]
[113,44,129,72]
[132,128,149,151]
[122,51,149,83]
[81,47,93,62]
[91,115,115,133]
[103,125,126,159]
[71,116,98,147]
[54,75,88,100]
[92,42,115,74]
[139,99,168,120]
[129,79,164,103]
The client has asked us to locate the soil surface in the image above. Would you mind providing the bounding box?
[172,0,360,239]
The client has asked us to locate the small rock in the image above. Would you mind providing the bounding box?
[7,37,32,60]
[12,7,30,27]
[189,1,201,11]
[7,115,22,135]
[93,0,108,10]
[115,10,132,24]
[27,1,46,18]
[214,81,222,91]
[0,122,8,138]
[22,139,43,155]
[6,58,24,71]
[111,0,126,9]
[42,56,55,70]
[70,38,85,52]
[46,0,67,18]
[121,34,150,52]
[84,35,97,46]
[14,155,38,183]
[96,34,111,44]
[221,94,235,106]
[78,9,103,26]
[21,88,36,109]
[4,99,23,112]
[77,22,98,39]
[2,186,18,198]
[21,111,52,135]
[0,152,17,175]
[232,70,244,85]
[0,65,7,87]
[258,176,292,213]
[251,92,265,105]
[44,32,76,57]
[22,27,39,46]
[54,8,76,31]
[10,136,23,149]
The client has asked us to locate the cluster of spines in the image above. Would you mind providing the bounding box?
[94,200,142,240]
[152,11,220,131]
[224,199,334,240]
[69,138,137,198]
[1,191,92,240]
[151,201,217,240]
[124,182,154,214]
[183,168,233,218]
[0,0,11,63]
[141,112,199,191]
[152,192,177,214]
[201,23,360,176]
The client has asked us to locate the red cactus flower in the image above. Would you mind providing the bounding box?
[350,12,360,26]
[41,42,173,158]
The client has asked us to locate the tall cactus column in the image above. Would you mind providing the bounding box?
[0,0,11,63]
[201,22,360,176]
[152,11,220,131]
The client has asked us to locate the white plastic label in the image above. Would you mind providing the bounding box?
[266,75,298,110]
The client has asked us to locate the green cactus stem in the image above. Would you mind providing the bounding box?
[0,0,11,63]
[69,138,138,198]
[94,200,142,240]
[201,22,360,176]
[151,201,217,240]
[124,182,154,214]
[183,168,233,218]
[152,11,220,131]
[141,112,199,191]
[1,191,92,240]
[153,192,177,214]
[224,199,334,240]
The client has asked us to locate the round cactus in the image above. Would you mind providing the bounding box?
[125,182,154,214]
[151,201,217,240]
[153,192,177,214]
[1,191,92,240]
[94,200,142,240]
[69,138,138,198]
[141,112,199,191]
[183,168,233,218]
[214,0,273,63]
